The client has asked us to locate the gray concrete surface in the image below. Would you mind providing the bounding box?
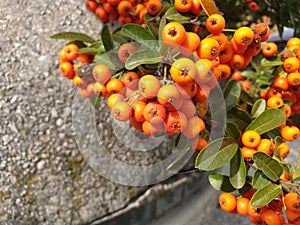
[1,0,299,225]
[0,1,135,224]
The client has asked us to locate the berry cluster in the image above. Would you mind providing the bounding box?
[53,1,300,223]
[86,0,164,25]
[219,190,300,225]
[261,38,300,115]
[59,43,94,81]
[57,13,272,152]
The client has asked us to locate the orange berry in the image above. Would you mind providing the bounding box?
[206,14,226,34]
[117,1,133,16]
[218,192,237,212]
[92,64,112,85]
[146,0,162,15]
[262,42,278,57]
[241,130,261,148]
[162,22,187,46]
[198,37,220,60]
[174,0,193,13]
[236,197,250,216]
[170,58,197,85]
[192,137,208,152]
[281,126,300,142]
[233,27,254,47]
[117,43,137,63]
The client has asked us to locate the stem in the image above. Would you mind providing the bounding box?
[223,28,237,33]
[126,90,142,106]
[163,66,167,85]
[280,180,300,195]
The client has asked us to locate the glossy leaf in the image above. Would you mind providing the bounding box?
[122,24,155,40]
[261,58,283,67]
[165,7,191,22]
[228,106,252,131]
[242,70,258,80]
[94,96,101,110]
[223,80,241,110]
[109,52,125,70]
[252,170,271,189]
[101,24,114,52]
[50,32,95,43]
[77,47,103,54]
[240,90,254,106]
[246,109,286,135]
[230,149,247,189]
[195,137,238,171]
[112,32,129,44]
[208,173,236,193]
[265,128,282,140]
[125,50,161,70]
[145,21,159,40]
[225,122,240,140]
[90,41,105,49]
[159,15,166,41]
[253,152,283,182]
[94,53,116,70]
[251,99,266,118]
[250,183,282,207]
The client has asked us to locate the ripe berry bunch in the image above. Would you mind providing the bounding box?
[86,0,164,25]
[58,43,96,98]
[219,190,300,225]
[260,38,300,115]
[52,0,300,223]
[59,43,94,80]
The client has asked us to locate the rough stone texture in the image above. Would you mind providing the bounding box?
[0,1,135,224]
[1,0,299,225]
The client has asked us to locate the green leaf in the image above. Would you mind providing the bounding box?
[50,32,95,43]
[90,41,105,49]
[250,183,282,207]
[195,137,238,171]
[251,99,266,119]
[121,24,156,49]
[95,96,101,110]
[230,149,247,189]
[125,49,162,70]
[246,109,286,135]
[208,173,236,193]
[265,128,282,140]
[145,21,159,40]
[94,53,116,70]
[159,15,166,42]
[112,32,130,44]
[165,6,191,22]
[223,80,241,110]
[252,170,271,189]
[252,152,283,182]
[240,90,254,106]
[101,24,114,52]
[242,70,258,80]
[261,58,283,67]
[77,47,103,54]
[225,122,240,140]
[228,106,252,131]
